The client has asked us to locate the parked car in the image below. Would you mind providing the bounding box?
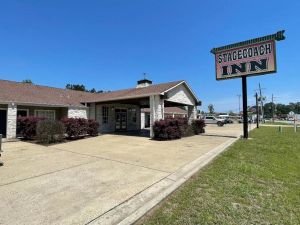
[219,117,234,124]
[204,116,224,126]
[238,117,252,123]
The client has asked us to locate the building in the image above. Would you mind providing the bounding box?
[141,107,187,129]
[0,79,200,139]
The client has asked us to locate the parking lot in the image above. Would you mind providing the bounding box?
[0,124,249,225]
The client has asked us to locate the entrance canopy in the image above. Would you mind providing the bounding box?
[84,80,201,137]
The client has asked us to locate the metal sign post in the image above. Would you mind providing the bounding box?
[242,77,248,138]
[211,30,285,139]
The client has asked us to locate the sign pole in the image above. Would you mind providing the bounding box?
[242,76,248,139]
[256,92,259,128]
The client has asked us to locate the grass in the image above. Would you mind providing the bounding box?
[139,127,300,225]
[264,121,294,126]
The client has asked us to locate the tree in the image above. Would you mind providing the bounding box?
[66,84,86,92]
[208,104,214,114]
[89,88,97,93]
[22,79,33,84]
[66,84,109,93]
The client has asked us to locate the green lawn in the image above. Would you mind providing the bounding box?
[139,127,300,225]
[264,121,294,126]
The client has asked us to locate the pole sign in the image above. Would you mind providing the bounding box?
[211,31,285,139]
[211,30,285,81]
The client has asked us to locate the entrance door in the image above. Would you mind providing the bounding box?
[0,110,7,138]
[115,109,127,131]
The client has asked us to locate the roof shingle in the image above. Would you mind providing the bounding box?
[0,79,184,107]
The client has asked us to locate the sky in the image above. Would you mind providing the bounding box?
[0,0,299,112]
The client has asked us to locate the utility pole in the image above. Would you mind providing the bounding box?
[259,83,264,123]
[255,92,259,128]
[272,94,275,123]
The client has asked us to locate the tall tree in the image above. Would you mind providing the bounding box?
[66,84,86,92]
[208,104,215,114]
[22,79,33,84]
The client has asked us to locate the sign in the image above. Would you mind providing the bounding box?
[210,31,285,139]
[211,30,285,80]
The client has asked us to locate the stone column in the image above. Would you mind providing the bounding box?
[7,103,17,139]
[141,112,145,129]
[188,105,197,125]
[68,107,88,119]
[149,95,164,138]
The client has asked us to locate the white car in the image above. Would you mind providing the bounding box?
[204,116,225,126]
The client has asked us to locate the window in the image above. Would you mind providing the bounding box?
[131,108,137,123]
[17,109,28,117]
[35,110,55,120]
[102,106,109,124]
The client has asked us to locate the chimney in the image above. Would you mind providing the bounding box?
[136,78,152,88]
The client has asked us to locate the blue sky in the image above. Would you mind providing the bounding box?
[0,0,299,112]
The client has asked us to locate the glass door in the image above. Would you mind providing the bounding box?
[115,109,127,131]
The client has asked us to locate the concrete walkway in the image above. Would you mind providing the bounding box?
[0,124,250,225]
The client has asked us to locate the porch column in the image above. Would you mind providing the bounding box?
[7,103,17,139]
[188,105,197,125]
[150,95,164,138]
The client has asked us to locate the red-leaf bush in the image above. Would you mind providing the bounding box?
[87,119,100,136]
[153,118,189,140]
[61,117,88,139]
[191,119,206,134]
[17,116,45,139]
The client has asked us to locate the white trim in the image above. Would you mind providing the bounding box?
[85,94,153,104]
[161,81,200,103]
[162,81,185,93]
[34,109,56,120]
[17,109,29,117]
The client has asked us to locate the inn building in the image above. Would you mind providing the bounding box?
[0,79,200,139]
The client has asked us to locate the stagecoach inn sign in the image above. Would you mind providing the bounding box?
[211,30,285,80]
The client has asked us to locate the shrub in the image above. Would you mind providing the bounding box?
[87,119,100,136]
[17,116,44,139]
[36,120,65,144]
[192,119,206,134]
[153,118,189,140]
[61,117,88,139]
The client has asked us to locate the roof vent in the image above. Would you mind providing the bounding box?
[136,73,152,88]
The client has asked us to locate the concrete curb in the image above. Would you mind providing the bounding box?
[90,127,256,225]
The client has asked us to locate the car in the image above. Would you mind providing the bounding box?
[238,117,252,123]
[204,116,225,126]
[221,117,234,124]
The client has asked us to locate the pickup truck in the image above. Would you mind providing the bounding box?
[204,116,225,126]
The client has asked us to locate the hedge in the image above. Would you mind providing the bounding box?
[153,118,206,140]
[87,119,100,136]
[153,118,188,140]
[191,119,206,134]
[17,116,44,139]
[36,120,65,144]
[61,117,99,139]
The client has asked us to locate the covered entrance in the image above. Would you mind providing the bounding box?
[115,109,127,131]
[0,109,7,138]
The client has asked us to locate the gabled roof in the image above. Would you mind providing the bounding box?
[0,79,95,107]
[84,80,184,103]
[0,79,195,107]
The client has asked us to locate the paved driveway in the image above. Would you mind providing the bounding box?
[0,124,246,225]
